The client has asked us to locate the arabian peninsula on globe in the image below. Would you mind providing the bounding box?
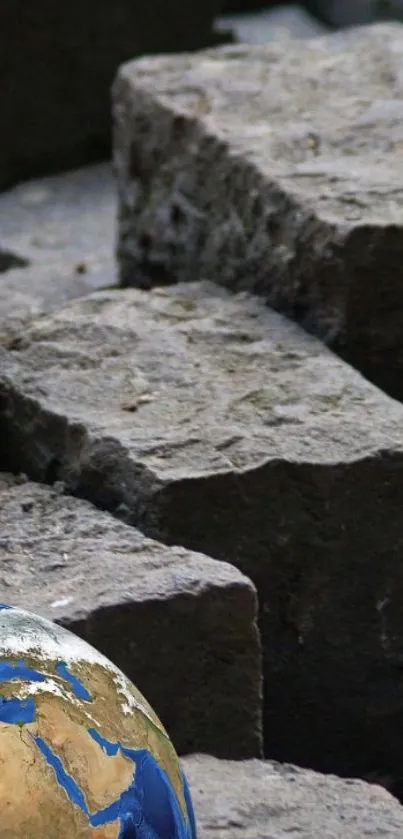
[0,603,197,838]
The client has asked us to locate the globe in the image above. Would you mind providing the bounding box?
[0,602,197,838]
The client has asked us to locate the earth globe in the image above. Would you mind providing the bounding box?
[0,602,197,838]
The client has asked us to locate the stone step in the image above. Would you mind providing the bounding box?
[113,22,403,399]
[2,280,403,785]
[183,754,403,838]
[0,472,262,760]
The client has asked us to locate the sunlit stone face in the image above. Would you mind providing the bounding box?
[0,603,196,838]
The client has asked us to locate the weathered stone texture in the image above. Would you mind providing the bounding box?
[184,754,403,839]
[2,281,403,786]
[0,0,225,189]
[113,23,403,398]
[0,165,116,343]
[0,472,262,759]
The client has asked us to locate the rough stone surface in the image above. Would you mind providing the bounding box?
[184,754,403,838]
[3,281,403,787]
[0,164,116,343]
[0,472,262,759]
[113,23,403,399]
[0,0,227,189]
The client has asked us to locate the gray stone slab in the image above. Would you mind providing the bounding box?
[184,754,403,839]
[0,164,116,342]
[113,23,403,398]
[2,280,403,786]
[0,0,226,189]
[0,472,262,759]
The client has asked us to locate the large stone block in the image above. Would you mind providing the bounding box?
[184,754,403,838]
[2,281,403,788]
[0,0,224,189]
[0,472,262,759]
[113,23,403,399]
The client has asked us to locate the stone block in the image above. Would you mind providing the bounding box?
[2,281,403,786]
[184,754,403,838]
[0,0,224,189]
[0,472,262,759]
[113,24,403,398]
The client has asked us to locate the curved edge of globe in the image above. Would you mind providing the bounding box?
[182,768,197,839]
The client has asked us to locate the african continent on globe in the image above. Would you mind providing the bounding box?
[0,603,197,839]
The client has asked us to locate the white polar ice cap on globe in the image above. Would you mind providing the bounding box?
[0,603,154,721]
